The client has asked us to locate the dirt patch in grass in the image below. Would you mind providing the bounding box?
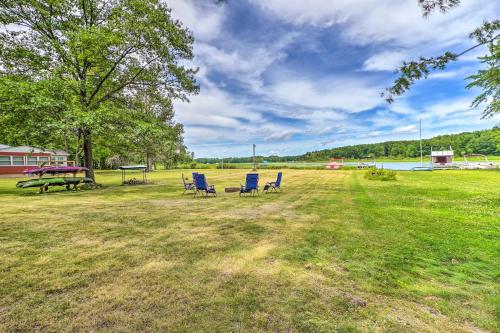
[208,242,277,276]
[135,258,177,273]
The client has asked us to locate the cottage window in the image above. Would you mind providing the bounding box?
[0,156,10,166]
[27,157,38,165]
[12,156,24,165]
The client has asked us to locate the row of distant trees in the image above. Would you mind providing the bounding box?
[196,128,500,163]
[302,128,499,160]
[196,155,302,164]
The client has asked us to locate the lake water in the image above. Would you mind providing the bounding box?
[261,161,498,171]
[345,162,499,170]
[266,161,433,170]
[344,162,432,170]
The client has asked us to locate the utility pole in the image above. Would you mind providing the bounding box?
[252,144,256,171]
[419,118,423,167]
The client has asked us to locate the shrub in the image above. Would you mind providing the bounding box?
[340,165,357,170]
[216,163,237,169]
[364,168,396,181]
[173,163,213,170]
[259,164,284,169]
[192,163,213,169]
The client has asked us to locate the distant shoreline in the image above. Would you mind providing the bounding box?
[207,156,500,164]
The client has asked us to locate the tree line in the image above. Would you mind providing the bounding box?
[196,128,500,163]
[301,128,499,160]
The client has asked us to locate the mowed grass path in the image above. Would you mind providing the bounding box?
[0,169,498,332]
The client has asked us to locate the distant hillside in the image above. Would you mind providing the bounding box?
[301,128,499,161]
[196,128,500,163]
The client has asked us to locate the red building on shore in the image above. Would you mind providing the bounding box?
[0,145,70,175]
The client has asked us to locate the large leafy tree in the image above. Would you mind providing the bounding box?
[121,88,184,171]
[383,0,499,119]
[0,0,198,179]
[0,75,72,150]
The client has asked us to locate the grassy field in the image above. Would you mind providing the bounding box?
[0,169,499,332]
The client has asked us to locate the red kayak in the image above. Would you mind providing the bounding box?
[23,166,89,175]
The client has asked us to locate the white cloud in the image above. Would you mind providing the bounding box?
[251,0,498,48]
[174,85,303,148]
[173,85,262,145]
[363,131,384,138]
[393,125,417,134]
[253,0,499,93]
[414,96,498,134]
[427,71,460,80]
[368,109,402,128]
[427,65,478,80]
[423,97,475,119]
[184,127,232,145]
[194,33,296,90]
[459,44,490,61]
[166,0,225,41]
[265,130,295,142]
[320,139,337,146]
[363,51,407,71]
[389,99,414,114]
[267,77,382,112]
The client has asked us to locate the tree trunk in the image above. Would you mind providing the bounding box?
[146,151,154,172]
[83,129,95,180]
[64,132,69,153]
[75,130,81,166]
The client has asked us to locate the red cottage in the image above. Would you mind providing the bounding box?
[0,145,70,175]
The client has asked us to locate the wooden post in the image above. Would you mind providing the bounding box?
[253,144,256,171]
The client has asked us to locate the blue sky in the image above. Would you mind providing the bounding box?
[168,0,499,158]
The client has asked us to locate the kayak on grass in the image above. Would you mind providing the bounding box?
[16,177,94,190]
[23,166,89,176]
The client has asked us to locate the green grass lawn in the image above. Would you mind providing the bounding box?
[0,169,498,332]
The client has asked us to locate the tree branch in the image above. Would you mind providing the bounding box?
[86,45,137,105]
[92,57,159,107]
[82,0,88,27]
[418,0,461,17]
[383,33,500,103]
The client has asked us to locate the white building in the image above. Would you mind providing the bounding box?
[430,147,456,169]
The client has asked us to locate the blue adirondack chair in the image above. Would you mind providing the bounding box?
[264,172,282,193]
[240,173,259,197]
[181,173,195,194]
[194,173,216,197]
